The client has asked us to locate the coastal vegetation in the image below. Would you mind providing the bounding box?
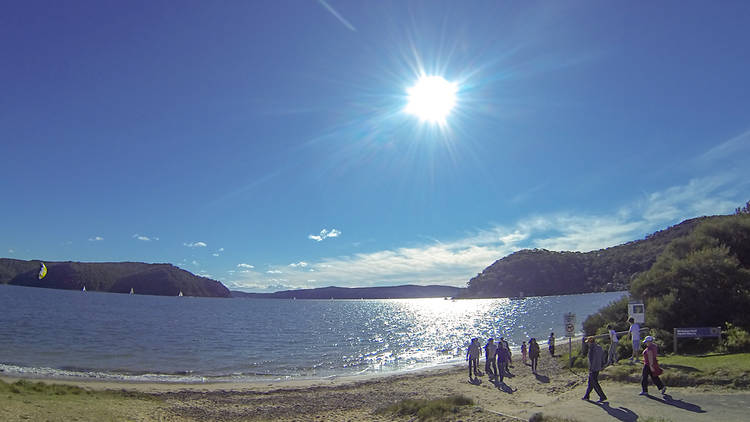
[0,259,230,297]
[377,394,474,420]
[582,204,750,352]
[461,217,707,298]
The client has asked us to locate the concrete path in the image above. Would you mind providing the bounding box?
[514,383,750,421]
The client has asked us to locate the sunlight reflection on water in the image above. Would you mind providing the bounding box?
[0,285,625,381]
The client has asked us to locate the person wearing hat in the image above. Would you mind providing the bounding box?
[640,336,666,395]
[582,336,607,402]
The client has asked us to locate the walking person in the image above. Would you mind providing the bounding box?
[496,341,510,382]
[628,317,641,362]
[529,338,540,374]
[640,336,666,396]
[548,332,555,356]
[521,341,527,365]
[607,324,619,365]
[484,338,498,380]
[500,338,512,372]
[582,337,608,402]
[466,338,481,379]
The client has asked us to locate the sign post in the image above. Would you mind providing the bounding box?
[673,327,722,354]
[564,313,576,367]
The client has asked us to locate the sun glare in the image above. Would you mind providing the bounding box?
[405,75,458,124]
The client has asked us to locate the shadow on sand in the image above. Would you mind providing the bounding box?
[534,373,550,383]
[468,377,482,386]
[592,402,638,422]
[492,379,517,394]
[645,394,706,413]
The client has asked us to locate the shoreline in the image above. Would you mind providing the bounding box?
[0,361,469,393]
[3,353,749,421]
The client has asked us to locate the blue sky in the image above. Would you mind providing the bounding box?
[2,1,749,292]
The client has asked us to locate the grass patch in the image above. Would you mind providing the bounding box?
[0,378,157,400]
[378,395,474,421]
[601,353,750,388]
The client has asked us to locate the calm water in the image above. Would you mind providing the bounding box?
[0,284,625,382]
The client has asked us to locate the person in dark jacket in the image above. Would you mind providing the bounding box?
[582,337,607,402]
[496,341,510,382]
[528,338,540,374]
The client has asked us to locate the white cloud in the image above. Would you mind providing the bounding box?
[219,248,225,252]
[267,270,283,274]
[237,263,254,269]
[133,234,158,241]
[231,134,748,293]
[8,249,14,254]
[88,236,104,242]
[308,228,342,242]
[289,261,308,268]
[212,253,220,257]
[192,260,199,266]
[184,241,207,248]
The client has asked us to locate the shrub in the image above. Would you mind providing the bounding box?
[724,323,750,352]
[380,395,474,421]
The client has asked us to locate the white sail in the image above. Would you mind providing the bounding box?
[38,262,47,280]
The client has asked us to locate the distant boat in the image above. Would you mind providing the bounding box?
[178,291,183,297]
[38,262,47,280]
[130,288,134,295]
[82,285,86,292]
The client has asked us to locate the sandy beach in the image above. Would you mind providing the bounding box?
[3,352,749,422]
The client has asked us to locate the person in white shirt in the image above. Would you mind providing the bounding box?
[607,324,619,365]
[628,317,641,362]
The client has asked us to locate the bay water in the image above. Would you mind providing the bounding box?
[0,284,625,382]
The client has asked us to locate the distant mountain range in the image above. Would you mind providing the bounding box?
[230,284,463,299]
[0,216,714,299]
[0,259,230,297]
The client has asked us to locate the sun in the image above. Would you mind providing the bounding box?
[405,75,458,124]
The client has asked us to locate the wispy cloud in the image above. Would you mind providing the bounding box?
[230,132,749,293]
[237,263,254,269]
[8,249,14,254]
[88,236,104,242]
[133,234,158,242]
[192,260,199,266]
[235,175,744,291]
[317,0,356,32]
[308,228,341,242]
[184,241,207,248]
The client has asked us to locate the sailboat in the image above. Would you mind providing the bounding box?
[178,291,183,297]
[38,262,47,280]
[130,287,134,295]
[82,285,86,292]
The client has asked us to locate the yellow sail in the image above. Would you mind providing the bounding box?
[38,262,47,280]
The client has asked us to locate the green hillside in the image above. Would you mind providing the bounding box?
[460,217,709,298]
[0,259,230,297]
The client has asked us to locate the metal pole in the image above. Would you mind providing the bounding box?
[569,337,572,368]
[673,328,677,354]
